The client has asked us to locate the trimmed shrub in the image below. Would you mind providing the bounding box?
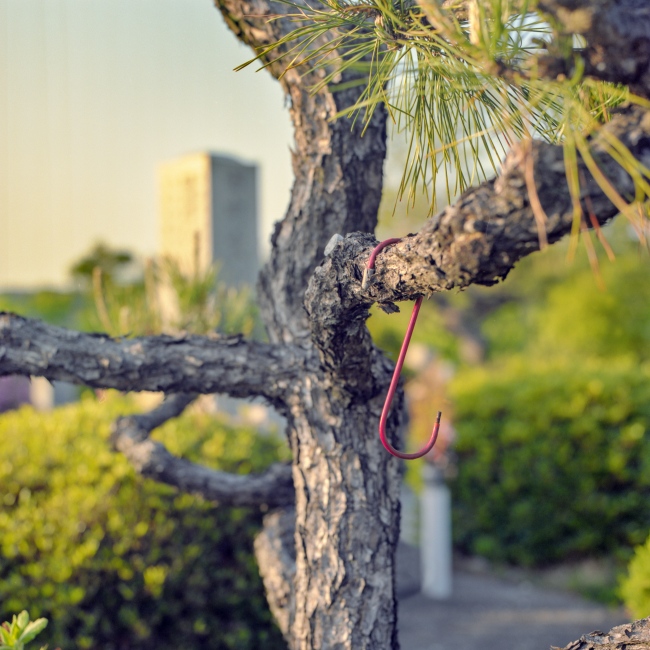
[0,394,289,650]
[621,534,650,618]
[449,357,650,566]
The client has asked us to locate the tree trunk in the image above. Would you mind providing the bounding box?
[229,23,405,649]
[213,5,416,644]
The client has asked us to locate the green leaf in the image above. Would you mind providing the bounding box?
[18,619,47,644]
[0,623,16,645]
[15,613,28,633]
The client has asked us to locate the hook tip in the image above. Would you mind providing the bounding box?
[361,267,374,290]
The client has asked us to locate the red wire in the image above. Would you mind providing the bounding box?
[366,239,442,460]
[367,237,401,269]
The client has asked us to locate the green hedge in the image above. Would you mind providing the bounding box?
[621,534,650,618]
[0,394,289,649]
[449,357,650,566]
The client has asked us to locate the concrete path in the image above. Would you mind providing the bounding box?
[396,545,628,650]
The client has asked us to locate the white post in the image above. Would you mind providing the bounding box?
[420,463,453,599]
[29,376,54,411]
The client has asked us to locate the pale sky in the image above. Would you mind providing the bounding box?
[0,0,294,289]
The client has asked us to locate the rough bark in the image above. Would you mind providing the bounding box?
[538,0,650,98]
[0,312,305,405]
[214,3,404,647]
[555,616,650,650]
[306,105,650,327]
[216,0,386,347]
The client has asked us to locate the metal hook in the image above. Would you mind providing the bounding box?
[364,239,443,460]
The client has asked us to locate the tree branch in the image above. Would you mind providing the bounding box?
[305,105,650,351]
[554,616,650,650]
[304,105,650,380]
[538,0,650,96]
[111,393,295,508]
[0,312,308,405]
[114,392,199,442]
[114,439,294,507]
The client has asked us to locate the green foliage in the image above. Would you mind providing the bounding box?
[367,300,459,366]
[620,534,650,619]
[70,243,134,286]
[161,259,260,337]
[449,356,650,566]
[0,244,261,340]
[0,612,47,650]
[0,242,262,338]
[241,0,650,221]
[367,205,650,571]
[0,394,289,650]
[448,229,650,569]
[478,227,650,361]
[0,291,91,330]
[90,256,261,339]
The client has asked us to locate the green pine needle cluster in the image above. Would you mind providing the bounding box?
[241,0,649,232]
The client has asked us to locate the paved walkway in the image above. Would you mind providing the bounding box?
[396,545,628,650]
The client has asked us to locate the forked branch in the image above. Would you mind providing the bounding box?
[111,392,294,508]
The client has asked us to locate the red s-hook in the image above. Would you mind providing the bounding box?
[364,238,442,460]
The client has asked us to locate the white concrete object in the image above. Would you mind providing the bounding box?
[30,377,78,411]
[400,484,419,547]
[420,463,453,599]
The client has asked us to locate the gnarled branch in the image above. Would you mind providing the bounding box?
[305,105,650,356]
[0,312,309,405]
[111,393,294,508]
[117,392,199,441]
[114,437,294,507]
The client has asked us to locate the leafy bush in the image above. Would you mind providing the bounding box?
[621,534,650,618]
[449,357,650,566]
[480,250,650,362]
[0,394,289,650]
